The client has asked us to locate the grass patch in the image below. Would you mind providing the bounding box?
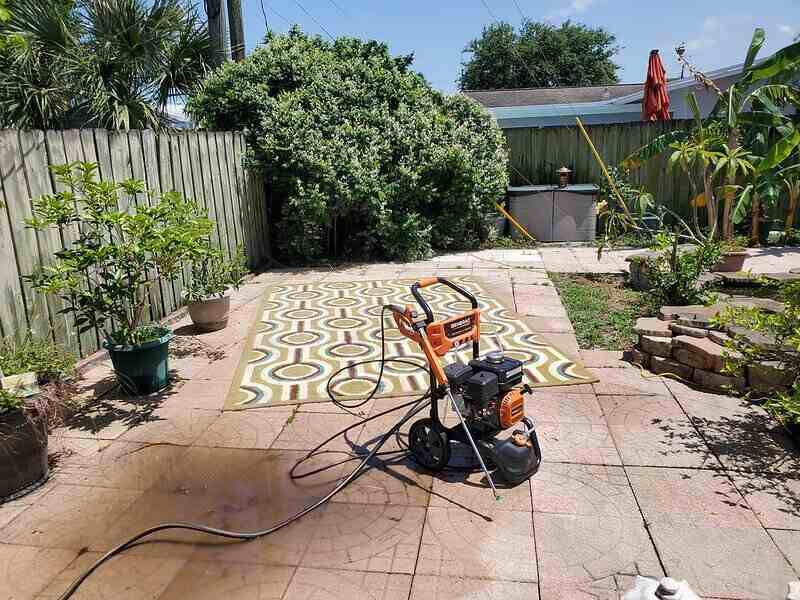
[549,273,659,351]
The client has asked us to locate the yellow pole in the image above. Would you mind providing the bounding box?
[575,117,632,218]
[495,201,536,243]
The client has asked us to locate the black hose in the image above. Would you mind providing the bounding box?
[56,305,433,600]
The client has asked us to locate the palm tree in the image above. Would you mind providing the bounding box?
[0,0,212,130]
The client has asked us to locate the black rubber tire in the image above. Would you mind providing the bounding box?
[408,418,451,471]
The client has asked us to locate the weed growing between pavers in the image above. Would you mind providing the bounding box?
[550,273,659,350]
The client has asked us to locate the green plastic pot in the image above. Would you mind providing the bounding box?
[104,331,175,395]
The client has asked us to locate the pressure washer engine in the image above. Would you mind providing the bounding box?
[388,277,542,493]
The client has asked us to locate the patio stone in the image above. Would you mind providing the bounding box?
[578,350,628,369]
[538,332,580,359]
[536,421,621,466]
[634,317,672,338]
[519,303,568,319]
[409,575,538,600]
[429,467,532,512]
[748,360,795,394]
[271,412,365,452]
[49,437,188,490]
[730,472,800,529]
[329,459,432,507]
[534,512,662,591]
[638,335,671,358]
[659,304,706,321]
[39,552,187,600]
[649,523,795,599]
[0,484,142,550]
[599,395,717,468]
[623,347,649,368]
[667,379,800,474]
[769,529,800,575]
[0,503,27,529]
[0,544,78,600]
[521,316,575,333]
[286,568,412,600]
[526,391,605,425]
[530,463,638,517]
[117,405,219,446]
[165,377,234,410]
[590,367,670,396]
[417,506,537,581]
[157,561,293,600]
[627,467,760,529]
[194,409,292,450]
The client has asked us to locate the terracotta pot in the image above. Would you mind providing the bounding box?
[187,294,231,332]
[713,251,747,273]
[0,407,48,501]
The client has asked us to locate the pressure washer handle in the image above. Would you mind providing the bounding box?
[411,277,478,324]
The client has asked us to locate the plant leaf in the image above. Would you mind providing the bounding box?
[757,128,800,174]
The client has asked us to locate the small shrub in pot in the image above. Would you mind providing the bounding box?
[184,247,247,332]
[27,162,213,395]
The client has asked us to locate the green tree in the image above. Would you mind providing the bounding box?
[188,28,509,262]
[0,0,211,130]
[459,20,619,90]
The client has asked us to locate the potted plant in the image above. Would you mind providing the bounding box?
[184,247,247,332]
[27,162,213,395]
[714,235,748,272]
[0,387,50,500]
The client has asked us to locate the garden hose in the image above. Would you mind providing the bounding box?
[56,306,434,600]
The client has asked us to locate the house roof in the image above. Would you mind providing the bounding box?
[463,84,643,108]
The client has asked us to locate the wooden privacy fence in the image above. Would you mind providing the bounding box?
[0,128,270,358]
[504,120,696,218]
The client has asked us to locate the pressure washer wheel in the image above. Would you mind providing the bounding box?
[408,418,451,471]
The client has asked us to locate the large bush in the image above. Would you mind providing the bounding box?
[187,29,509,262]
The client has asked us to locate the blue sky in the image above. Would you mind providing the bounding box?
[239,0,799,92]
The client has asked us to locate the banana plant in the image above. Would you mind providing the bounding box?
[784,172,800,241]
[712,144,755,240]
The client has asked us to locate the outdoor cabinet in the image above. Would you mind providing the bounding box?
[507,184,598,242]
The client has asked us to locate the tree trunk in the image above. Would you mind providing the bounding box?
[227,0,245,62]
[703,169,717,239]
[205,0,226,66]
[750,191,761,247]
[722,128,738,240]
[784,183,799,241]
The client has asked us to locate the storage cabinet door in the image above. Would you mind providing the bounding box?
[553,191,596,241]
[509,191,554,241]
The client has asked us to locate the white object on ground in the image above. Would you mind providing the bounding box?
[787,581,800,600]
[623,576,701,600]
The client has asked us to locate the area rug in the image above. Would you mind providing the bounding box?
[225,277,597,410]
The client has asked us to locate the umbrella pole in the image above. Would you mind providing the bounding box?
[575,117,632,218]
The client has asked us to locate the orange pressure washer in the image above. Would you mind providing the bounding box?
[386,277,542,497]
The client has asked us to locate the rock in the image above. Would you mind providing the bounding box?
[639,335,672,358]
[727,326,783,352]
[624,251,658,263]
[720,271,761,286]
[669,322,708,338]
[791,268,800,275]
[764,272,800,284]
[748,361,795,394]
[624,348,650,369]
[724,297,785,314]
[693,368,746,393]
[650,356,694,380]
[659,305,706,321]
[672,335,741,373]
[707,330,732,346]
[634,317,672,338]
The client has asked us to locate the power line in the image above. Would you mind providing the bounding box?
[260,0,291,27]
[510,0,526,21]
[479,0,499,21]
[326,0,349,18]
[292,0,336,41]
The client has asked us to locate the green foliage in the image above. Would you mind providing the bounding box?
[550,273,658,350]
[27,162,214,346]
[188,29,509,262]
[0,335,75,380]
[184,246,247,303]
[716,282,800,424]
[0,387,23,414]
[644,235,723,306]
[0,0,211,129]
[459,20,619,90]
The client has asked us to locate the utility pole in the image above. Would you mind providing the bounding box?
[228,0,245,62]
[205,0,225,66]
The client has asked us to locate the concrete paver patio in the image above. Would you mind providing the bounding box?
[3,250,800,599]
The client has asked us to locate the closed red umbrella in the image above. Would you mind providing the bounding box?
[642,49,670,121]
